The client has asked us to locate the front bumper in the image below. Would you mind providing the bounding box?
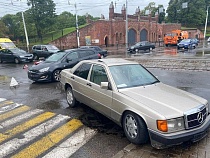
[149,115,210,149]
[28,71,52,82]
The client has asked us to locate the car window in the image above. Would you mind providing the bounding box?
[66,51,79,60]
[109,64,159,89]
[90,65,108,85]
[87,50,95,55]
[78,51,89,58]
[45,52,66,62]
[36,45,41,50]
[73,63,91,80]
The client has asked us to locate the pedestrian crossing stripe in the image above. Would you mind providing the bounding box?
[0,100,14,108]
[0,105,30,122]
[0,112,55,143]
[12,119,83,158]
[0,99,97,158]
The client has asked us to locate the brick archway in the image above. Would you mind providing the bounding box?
[140,29,148,41]
[128,28,137,46]
[104,36,109,47]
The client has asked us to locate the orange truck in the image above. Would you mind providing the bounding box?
[163,30,189,46]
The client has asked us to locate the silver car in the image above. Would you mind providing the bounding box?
[60,58,210,149]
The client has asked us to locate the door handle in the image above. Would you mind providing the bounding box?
[87,83,92,86]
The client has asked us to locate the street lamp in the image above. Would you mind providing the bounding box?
[204,6,209,40]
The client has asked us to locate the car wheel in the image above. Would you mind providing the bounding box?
[123,111,149,144]
[33,54,39,60]
[52,69,61,82]
[14,58,20,64]
[66,87,78,108]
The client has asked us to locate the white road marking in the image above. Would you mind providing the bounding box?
[0,98,6,102]
[0,103,23,114]
[0,109,43,129]
[0,114,70,157]
[43,127,97,158]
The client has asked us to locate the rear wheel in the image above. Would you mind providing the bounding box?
[123,111,149,144]
[52,69,61,82]
[66,87,78,108]
[14,58,20,64]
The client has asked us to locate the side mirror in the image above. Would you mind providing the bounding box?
[100,82,109,89]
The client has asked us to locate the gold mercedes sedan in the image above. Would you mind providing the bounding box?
[60,58,210,149]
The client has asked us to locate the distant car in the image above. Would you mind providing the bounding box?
[60,58,210,149]
[0,48,33,64]
[28,48,101,82]
[32,44,60,60]
[177,39,197,49]
[191,38,199,46]
[127,41,155,53]
[79,46,108,58]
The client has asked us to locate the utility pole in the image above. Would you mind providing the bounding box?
[22,11,29,53]
[125,0,128,57]
[75,3,80,48]
[204,6,209,41]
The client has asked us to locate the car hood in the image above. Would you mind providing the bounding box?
[119,82,206,119]
[29,61,55,70]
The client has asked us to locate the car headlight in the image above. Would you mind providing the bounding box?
[39,67,50,72]
[206,103,209,114]
[19,56,25,58]
[157,117,185,133]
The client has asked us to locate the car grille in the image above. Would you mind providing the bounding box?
[184,105,207,129]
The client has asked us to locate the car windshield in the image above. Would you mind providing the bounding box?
[109,64,159,89]
[10,48,26,54]
[46,45,59,51]
[45,52,65,62]
[181,39,191,42]
[0,42,16,49]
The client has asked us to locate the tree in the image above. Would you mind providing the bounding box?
[0,20,8,37]
[167,0,206,27]
[27,0,56,41]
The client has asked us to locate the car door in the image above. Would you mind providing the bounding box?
[1,49,14,62]
[41,46,50,58]
[86,64,112,117]
[63,51,80,69]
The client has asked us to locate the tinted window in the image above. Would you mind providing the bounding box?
[66,51,79,60]
[74,63,91,79]
[78,51,89,58]
[87,50,95,55]
[90,65,108,85]
[36,45,41,50]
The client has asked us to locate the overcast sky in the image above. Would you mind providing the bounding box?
[0,0,169,18]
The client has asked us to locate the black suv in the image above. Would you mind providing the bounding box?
[80,46,108,58]
[28,48,100,82]
[32,44,60,60]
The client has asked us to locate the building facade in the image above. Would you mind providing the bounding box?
[50,2,201,49]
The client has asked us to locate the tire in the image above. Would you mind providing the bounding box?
[66,87,77,108]
[14,58,20,64]
[33,54,39,60]
[122,111,149,144]
[52,69,61,82]
[165,44,168,47]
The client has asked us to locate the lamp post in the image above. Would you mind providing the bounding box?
[125,0,128,57]
[204,6,209,41]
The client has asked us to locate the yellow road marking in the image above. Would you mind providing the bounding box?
[12,119,83,158]
[0,105,30,122]
[0,100,14,107]
[0,112,55,143]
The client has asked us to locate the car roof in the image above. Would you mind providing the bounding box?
[80,58,138,66]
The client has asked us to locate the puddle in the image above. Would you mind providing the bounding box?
[37,99,69,110]
[79,106,125,137]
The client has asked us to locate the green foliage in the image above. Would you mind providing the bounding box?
[167,0,207,27]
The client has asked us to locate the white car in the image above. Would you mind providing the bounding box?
[60,58,210,149]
